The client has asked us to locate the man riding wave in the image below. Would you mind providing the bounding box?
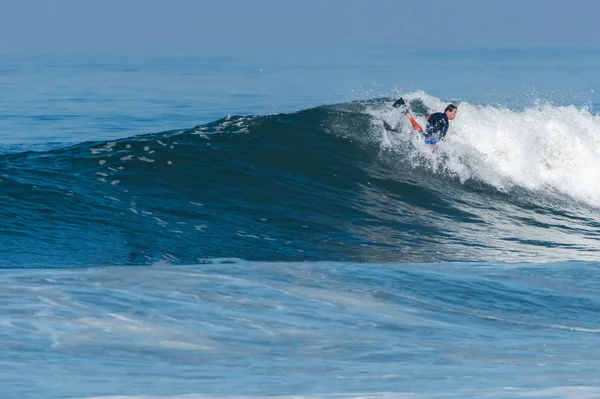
[383,98,457,144]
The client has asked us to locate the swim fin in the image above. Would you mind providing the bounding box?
[392,98,409,114]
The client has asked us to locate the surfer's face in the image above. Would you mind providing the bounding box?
[446,108,458,120]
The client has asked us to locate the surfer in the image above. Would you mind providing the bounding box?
[383,98,457,144]
[423,104,457,141]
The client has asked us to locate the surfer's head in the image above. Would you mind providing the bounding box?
[445,104,458,120]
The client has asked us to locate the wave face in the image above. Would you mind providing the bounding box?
[2,94,600,267]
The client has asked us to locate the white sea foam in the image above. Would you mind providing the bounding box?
[372,93,600,207]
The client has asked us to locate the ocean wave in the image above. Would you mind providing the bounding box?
[1,94,599,267]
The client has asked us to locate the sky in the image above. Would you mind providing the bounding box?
[0,0,598,53]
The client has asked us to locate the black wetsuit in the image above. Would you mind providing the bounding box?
[424,112,449,141]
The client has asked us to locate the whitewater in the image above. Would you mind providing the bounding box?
[373,93,600,207]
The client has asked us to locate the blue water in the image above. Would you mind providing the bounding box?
[2,47,600,399]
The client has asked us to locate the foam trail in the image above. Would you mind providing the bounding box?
[373,93,600,207]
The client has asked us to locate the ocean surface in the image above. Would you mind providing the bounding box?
[1,47,600,399]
